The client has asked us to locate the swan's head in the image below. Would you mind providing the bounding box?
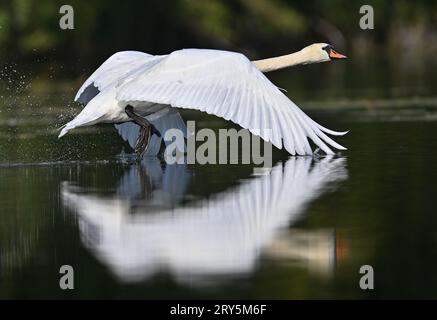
[301,43,347,64]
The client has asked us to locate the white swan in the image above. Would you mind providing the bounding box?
[61,157,347,282]
[59,43,348,156]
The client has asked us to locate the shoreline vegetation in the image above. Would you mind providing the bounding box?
[1,0,436,71]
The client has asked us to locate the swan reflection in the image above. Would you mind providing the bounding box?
[61,157,347,283]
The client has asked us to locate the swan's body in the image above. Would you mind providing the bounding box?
[60,43,348,156]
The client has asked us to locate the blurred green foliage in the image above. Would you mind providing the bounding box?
[0,0,436,71]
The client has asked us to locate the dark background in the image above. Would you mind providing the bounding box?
[1,0,436,74]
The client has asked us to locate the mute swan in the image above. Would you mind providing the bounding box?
[59,43,348,156]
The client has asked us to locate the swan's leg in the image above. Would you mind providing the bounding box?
[125,105,156,156]
[135,126,151,155]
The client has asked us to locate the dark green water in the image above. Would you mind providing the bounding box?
[1,64,437,298]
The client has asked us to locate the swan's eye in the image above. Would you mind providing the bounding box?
[322,45,333,53]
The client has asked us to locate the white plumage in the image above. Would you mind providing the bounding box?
[61,47,348,155]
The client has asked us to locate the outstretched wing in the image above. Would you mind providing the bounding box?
[116,49,347,155]
[75,51,156,104]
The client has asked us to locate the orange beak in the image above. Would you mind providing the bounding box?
[329,49,347,59]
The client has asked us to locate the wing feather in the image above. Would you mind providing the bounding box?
[75,51,162,103]
[115,49,346,155]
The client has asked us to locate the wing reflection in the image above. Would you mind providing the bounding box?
[61,157,347,283]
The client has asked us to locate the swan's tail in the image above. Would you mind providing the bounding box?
[58,123,76,138]
[58,111,104,138]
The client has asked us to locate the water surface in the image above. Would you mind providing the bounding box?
[1,67,437,299]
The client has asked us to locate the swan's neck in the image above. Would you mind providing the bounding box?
[252,50,311,73]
